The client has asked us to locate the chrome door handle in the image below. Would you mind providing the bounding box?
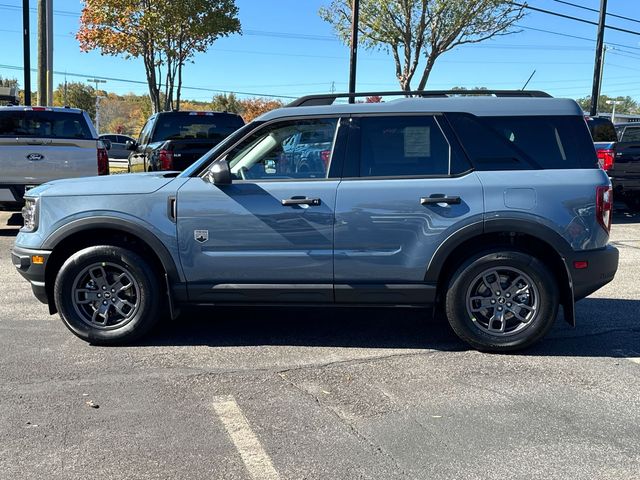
[281,197,321,206]
[420,195,461,205]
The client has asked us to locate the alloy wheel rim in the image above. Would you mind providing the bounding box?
[71,262,141,330]
[465,267,540,337]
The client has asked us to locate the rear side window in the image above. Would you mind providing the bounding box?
[358,116,451,177]
[620,126,640,142]
[447,114,597,170]
[0,111,93,139]
[586,117,617,142]
[152,113,244,142]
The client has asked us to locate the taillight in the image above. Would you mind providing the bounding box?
[97,146,109,175]
[596,148,615,171]
[320,150,331,170]
[596,185,613,233]
[159,149,174,170]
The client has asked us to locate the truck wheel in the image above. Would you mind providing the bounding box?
[624,194,640,212]
[445,250,559,352]
[54,245,161,345]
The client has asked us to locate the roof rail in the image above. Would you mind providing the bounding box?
[286,90,552,107]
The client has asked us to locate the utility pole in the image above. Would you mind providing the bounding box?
[22,0,31,105]
[348,0,359,104]
[597,44,607,100]
[37,0,47,105]
[46,0,53,106]
[590,0,607,116]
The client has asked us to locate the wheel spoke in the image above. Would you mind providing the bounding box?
[89,266,108,289]
[469,296,494,312]
[507,306,532,324]
[110,273,133,292]
[505,275,530,297]
[75,289,100,304]
[482,271,502,295]
[488,309,506,333]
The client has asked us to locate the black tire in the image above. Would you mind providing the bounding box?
[54,245,162,345]
[445,250,559,352]
[623,193,640,212]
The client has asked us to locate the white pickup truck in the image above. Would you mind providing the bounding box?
[0,106,109,210]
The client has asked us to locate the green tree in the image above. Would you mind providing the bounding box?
[320,0,524,92]
[77,0,241,113]
[53,82,97,119]
[211,92,243,114]
[576,95,639,115]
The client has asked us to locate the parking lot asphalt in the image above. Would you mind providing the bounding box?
[0,209,639,480]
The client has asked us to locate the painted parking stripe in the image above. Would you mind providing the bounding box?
[212,395,280,480]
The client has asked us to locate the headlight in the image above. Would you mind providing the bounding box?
[21,197,39,232]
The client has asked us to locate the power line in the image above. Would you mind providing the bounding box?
[552,0,640,25]
[0,63,297,98]
[519,25,640,51]
[512,2,640,36]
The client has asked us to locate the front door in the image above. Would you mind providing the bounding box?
[176,116,345,304]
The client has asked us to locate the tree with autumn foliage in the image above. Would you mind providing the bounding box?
[77,0,241,113]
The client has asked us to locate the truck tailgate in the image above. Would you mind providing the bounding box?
[0,137,97,184]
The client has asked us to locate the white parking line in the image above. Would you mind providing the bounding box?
[212,395,280,480]
[613,349,640,365]
[628,357,640,365]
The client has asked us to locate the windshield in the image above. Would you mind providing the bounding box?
[179,122,262,177]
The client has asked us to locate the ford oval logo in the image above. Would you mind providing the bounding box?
[26,153,44,161]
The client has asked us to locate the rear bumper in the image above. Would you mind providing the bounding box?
[0,184,29,210]
[569,245,619,300]
[11,245,51,304]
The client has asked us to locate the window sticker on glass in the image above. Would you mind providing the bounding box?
[404,126,431,157]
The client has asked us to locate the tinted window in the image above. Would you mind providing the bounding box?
[152,113,244,142]
[447,114,597,170]
[586,117,617,142]
[358,116,450,177]
[225,118,338,180]
[0,111,93,139]
[620,126,640,142]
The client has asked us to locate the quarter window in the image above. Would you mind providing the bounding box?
[224,118,338,180]
[358,116,451,177]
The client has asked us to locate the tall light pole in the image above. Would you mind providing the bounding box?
[22,0,31,105]
[37,0,46,105]
[87,79,107,133]
[46,0,53,106]
[606,99,623,124]
[348,0,360,103]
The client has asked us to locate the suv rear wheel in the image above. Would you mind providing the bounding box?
[54,245,161,345]
[445,250,559,352]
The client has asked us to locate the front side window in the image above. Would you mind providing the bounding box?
[224,118,338,180]
[358,116,451,177]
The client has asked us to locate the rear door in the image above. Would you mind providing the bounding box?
[333,114,484,303]
[0,109,97,185]
[613,125,640,181]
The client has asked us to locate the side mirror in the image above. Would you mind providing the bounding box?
[125,140,138,151]
[210,159,232,185]
[101,139,112,150]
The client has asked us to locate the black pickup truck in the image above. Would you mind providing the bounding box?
[611,123,640,211]
[586,117,640,211]
[127,111,244,172]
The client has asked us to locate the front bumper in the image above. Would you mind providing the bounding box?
[569,244,619,300]
[11,245,51,304]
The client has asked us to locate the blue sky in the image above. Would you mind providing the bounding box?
[0,0,639,102]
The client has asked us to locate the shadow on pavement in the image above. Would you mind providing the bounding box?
[138,297,640,356]
[142,305,465,351]
[613,204,640,224]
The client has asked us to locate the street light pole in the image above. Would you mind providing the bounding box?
[22,0,31,105]
[606,99,623,123]
[348,0,360,104]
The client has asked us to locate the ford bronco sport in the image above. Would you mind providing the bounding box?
[11,91,619,352]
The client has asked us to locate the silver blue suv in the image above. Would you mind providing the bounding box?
[11,91,619,352]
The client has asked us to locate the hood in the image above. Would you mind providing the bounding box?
[27,172,178,198]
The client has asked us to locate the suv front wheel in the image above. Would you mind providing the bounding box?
[445,250,559,352]
[54,245,161,345]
